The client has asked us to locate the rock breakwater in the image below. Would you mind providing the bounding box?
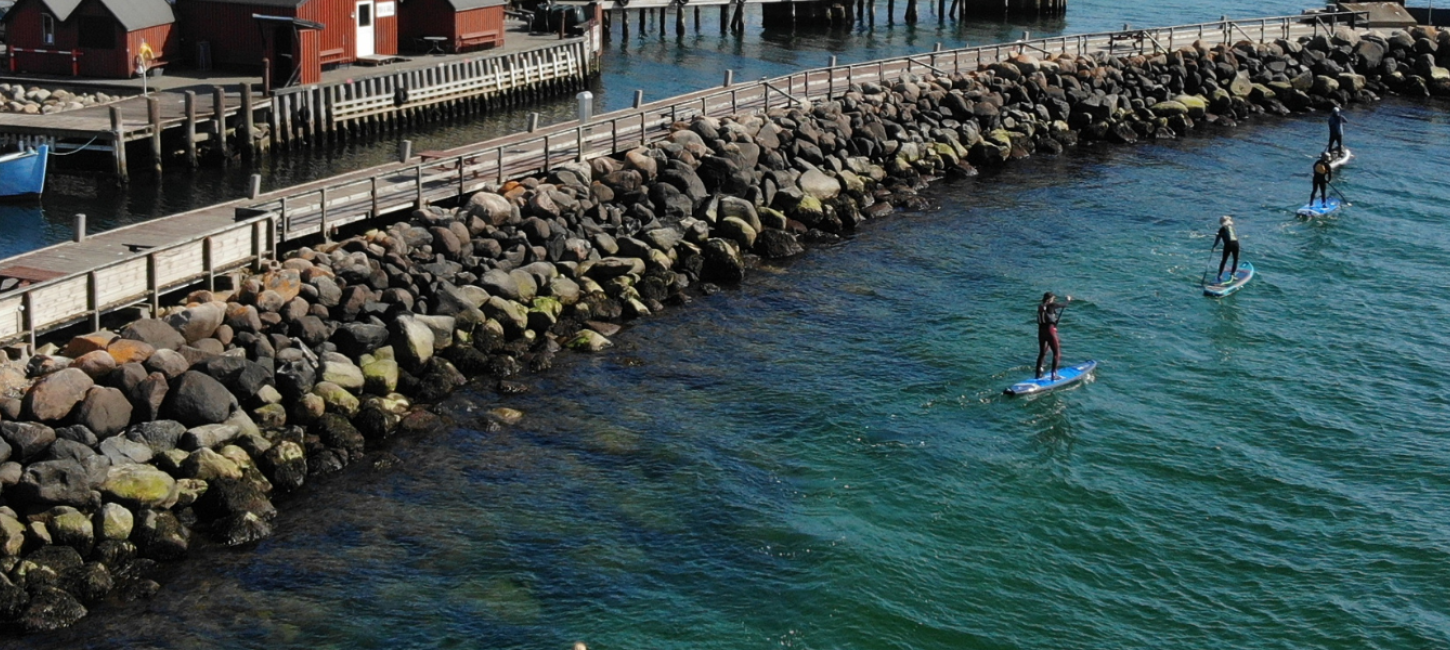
[0,22,1440,633]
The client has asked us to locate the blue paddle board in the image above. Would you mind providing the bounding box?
[1297,197,1341,218]
[1004,360,1098,396]
[1203,261,1255,298]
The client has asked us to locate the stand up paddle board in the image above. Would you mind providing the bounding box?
[1203,261,1254,298]
[1326,147,1353,170]
[1004,360,1098,396]
[1297,197,1341,218]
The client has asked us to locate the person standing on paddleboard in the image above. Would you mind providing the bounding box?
[1310,153,1333,207]
[1213,215,1240,282]
[1328,106,1347,154]
[1036,292,1072,380]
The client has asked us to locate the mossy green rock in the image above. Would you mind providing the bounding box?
[567,330,613,353]
[718,216,758,249]
[0,513,26,556]
[1172,94,1208,119]
[312,381,360,418]
[363,359,400,396]
[95,503,133,541]
[757,207,788,231]
[100,464,178,510]
[1150,100,1188,117]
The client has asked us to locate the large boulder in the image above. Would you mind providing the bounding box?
[18,586,86,633]
[165,302,226,343]
[700,238,746,283]
[133,509,189,560]
[72,386,133,439]
[797,169,842,200]
[23,368,94,422]
[105,339,155,365]
[119,319,185,351]
[160,371,236,427]
[95,502,134,541]
[71,350,117,380]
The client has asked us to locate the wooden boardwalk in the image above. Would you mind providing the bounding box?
[0,11,1368,349]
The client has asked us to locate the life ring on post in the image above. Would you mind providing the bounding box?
[394,85,410,107]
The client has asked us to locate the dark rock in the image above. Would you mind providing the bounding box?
[1,421,53,462]
[213,511,273,546]
[161,372,236,427]
[132,509,190,560]
[53,424,98,448]
[61,562,112,604]
[313,414,365,457]
[259,441,306,492]
[125,420,186,453]
[754,229,805,258]
[17,586,86,633]
[332,323,390,357]
[194,477,276,524]
[129,372,169,422]
[275,360,317,400]
[11,460,95,508]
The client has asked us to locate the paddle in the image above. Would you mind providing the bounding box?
[1201,243,1219,287]
[1328,181,1350,207]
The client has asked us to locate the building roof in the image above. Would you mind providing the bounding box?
[189,0,309,7]
[16,0,175,30]
[447,0,507,9]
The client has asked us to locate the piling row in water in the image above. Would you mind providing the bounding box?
[0,21,1442,633]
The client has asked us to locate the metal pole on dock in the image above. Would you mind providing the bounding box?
[249,174,262,200]
[577,91,593,162]
[73,214,86,243]
[633,89,644,109]
[724,70,734,87]
[184,91,198,167]
[528,113,540,132]
[110,106,128,183]
[399,139,413,162]
[148,95,163,174]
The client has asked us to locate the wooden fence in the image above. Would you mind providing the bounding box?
[0,11,1365,348]
[267,27,602,146]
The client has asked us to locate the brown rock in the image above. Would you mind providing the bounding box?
[23,368,94,422]
[129,372,169,422]
[71,351,117,380]
[62,332,116,358]
[72,386,132,438]
[105,339,155,365]
[259,269,303,302]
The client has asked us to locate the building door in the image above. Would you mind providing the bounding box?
[355,0,375,57]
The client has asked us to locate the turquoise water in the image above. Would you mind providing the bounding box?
[21,91,1450,647]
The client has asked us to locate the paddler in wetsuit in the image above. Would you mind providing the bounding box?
[1036,292,1072,380]
[1213,215,1240,282]
[1327,106,1347,154]
[1310,152,1332,207]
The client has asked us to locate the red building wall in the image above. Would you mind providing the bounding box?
[181,0,396,86]
[176,2,292,71]
[399,0,502,53]
[7,0,177,78]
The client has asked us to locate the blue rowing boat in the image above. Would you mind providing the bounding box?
[0,145,48,199]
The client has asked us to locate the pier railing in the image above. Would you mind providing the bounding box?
[268,34,600,146]
[0,11,1364,347]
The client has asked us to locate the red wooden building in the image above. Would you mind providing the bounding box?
[399,0,505,54]
[3,0,178,78]
[176,0,398,86]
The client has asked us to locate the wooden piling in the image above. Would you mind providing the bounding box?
[694,6,701,32]
[147,95,162,173]
[676,5,685,35]
[183,91,198,167]
[212,86,228,160]
[240,83,255,157]
[720,5,728,33]
[110,107,128,183]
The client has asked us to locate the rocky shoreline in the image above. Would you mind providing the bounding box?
[0,83,123,115]
[0,23,1442,633]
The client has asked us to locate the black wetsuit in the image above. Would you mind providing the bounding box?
[1036,301,1067,379]
[1311,159,1332,206]
[1214,223,1239,280]
[1328,112,1346,153]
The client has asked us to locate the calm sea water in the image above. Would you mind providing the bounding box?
[16,3,1450,649]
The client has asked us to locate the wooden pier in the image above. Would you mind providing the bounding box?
[596,0,1067,35]
[0,23,602,181]
[0,11,1367,350]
